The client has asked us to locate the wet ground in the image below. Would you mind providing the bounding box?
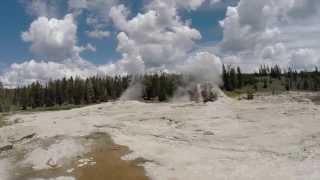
[9,132,149,180]
[310,95,320,105]
[74,133,149,180]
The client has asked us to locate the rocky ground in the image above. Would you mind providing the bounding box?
[0,92,320,180]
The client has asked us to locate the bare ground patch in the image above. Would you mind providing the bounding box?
[7,132,149,180]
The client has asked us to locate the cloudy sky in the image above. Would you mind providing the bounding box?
[0,0,320,87]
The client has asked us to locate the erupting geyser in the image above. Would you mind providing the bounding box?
[188,83,219,103]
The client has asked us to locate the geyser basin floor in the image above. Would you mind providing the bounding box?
[1,92,320,180]
[73,132,149,180]
[1,132,148,180]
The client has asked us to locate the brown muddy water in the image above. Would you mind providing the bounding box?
[13,132,149,180]
[74,132,149,180]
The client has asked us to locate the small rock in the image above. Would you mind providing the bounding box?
[78,163,86,168]
[203,131,215,136]
[14,118,22,124]
[67,168,74,173]
[0,144,13,153]
[9,133,36,143]
[111,145,121,150]
[46,158,58,168]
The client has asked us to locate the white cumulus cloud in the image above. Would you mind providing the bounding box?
[10,0,320,87]
[0,59,103,88]
[1,14,100,87]
[216,0,320,71]
[289,49,320,70]
[109,2,203,74]
[22,0,61,18]
[22,14,81,61]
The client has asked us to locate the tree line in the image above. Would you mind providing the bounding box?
[222,64,320,92]
[0,74,182,112]
[1,65,320,112]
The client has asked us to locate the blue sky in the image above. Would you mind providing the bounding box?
[0,0,236,67]
[0,1,32,66]
[1,0,319,87]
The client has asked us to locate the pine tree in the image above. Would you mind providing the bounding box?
[85,79,94,104]
[0,82,3,112]
[47,81,56,107]
[158,74,167,101]
[229,67,236,91]
[20,87,29,110]
[263,78,268,89]
[55,80,63,105]
[222,65,229,90]
[237,66,243,89]
[74,77,84,105]
[61,77,68,104]
[29,82,43,108]
[303,79,309,90]
[67,77,74,104]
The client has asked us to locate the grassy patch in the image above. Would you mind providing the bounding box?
[255,78,286,94]
[224,90,243,98]
[224,78,288,99]
[223,86,255,98]
[24,104,84,113]
[0,113,9,127]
